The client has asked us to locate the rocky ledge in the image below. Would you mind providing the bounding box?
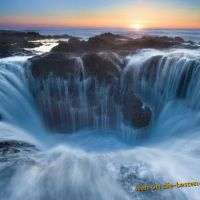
[0,30,72,58]
[51,32,185,54]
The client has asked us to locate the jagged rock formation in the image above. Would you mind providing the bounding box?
[0,30,72,58]
[51,32,185,54]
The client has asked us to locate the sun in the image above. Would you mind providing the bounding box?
[131,23,144,30]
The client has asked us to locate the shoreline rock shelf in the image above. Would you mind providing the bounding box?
[0,30,73,58]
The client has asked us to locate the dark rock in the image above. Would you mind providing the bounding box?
[86,32,131,50]
[82,52,121,83]
[52,38,86,53]
[28,50,152,132]
[51,32,132,53]
[0,140,37,154]
[51,33,185,54]
[140,55,164,84]
[122,93,152,128]
[0,30,73,58]
[29,52,82,78]
[29,51,122,82]
[176,60,197,98]
[0,30,43,58]
[175,37,184,43]
[121,36,182,49]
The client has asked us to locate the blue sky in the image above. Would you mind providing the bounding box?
[0,0,199,28]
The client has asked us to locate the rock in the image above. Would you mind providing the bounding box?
[51,32,132,53]
[0,140,37,154]
[175,37,185,43]
[122,93,152,128]
[52,38,86,53]
[121,36,183,49]
[29,51,122,81]
[51,33,185,54]
[82,52,121,83]
[28,50,152,132]
[176,60,196,98]
[86,32,131,50]
[29,52,83,79]
[0,30,73,58]
[0,31,42,58]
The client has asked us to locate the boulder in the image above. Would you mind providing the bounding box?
[122,93,152,128]
[82,53,121,83]
[29,52,82,78]
[52,38,86,53]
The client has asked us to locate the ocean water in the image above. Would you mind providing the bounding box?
[1,26,200,42]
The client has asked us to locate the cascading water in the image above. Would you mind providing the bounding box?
[123,49,200,110]
[0,56,46,144]
[27,55,137,141]
[1,46,200,200]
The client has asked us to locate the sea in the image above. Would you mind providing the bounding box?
[0,26,200,42]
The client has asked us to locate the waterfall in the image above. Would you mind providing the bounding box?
[123,49,200,113]
[27,56,138,141]
[1,47,200,200]
[27,49,200,140]
[0,56,46,144]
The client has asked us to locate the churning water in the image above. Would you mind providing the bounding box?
[0,46,200,200]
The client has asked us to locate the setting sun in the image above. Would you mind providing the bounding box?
[131,23,144,30]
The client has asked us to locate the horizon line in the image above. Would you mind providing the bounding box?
[0,24,200,30]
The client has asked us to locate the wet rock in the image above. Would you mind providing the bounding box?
[52,38,86,53]
[0,31,42,58]
[51,32,132,53]
[82,52,121,83]
[29,51,122,82]
[0,30,73,58]
[0,140,37,155]
[140,55,164,84]
[176,60,196,98]
[119,164,186,200]
[174,37,184,43]
[122,93,152,128]
[86,32,131,50]
[136,36,182,48]
[29,52,82,78]
[52,33,185,54]
[27,34,158,132]
[28,50,152,132]
[51,38,80,53]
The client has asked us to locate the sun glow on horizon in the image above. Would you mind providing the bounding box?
[131,23,144,30]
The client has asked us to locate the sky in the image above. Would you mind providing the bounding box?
[0,0,200,29]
